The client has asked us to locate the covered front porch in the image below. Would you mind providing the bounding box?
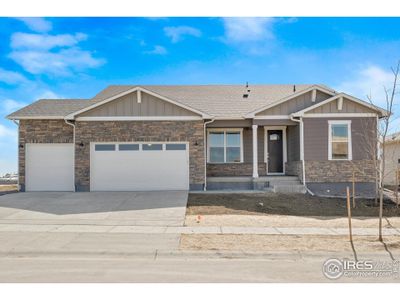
[205,119,304,192]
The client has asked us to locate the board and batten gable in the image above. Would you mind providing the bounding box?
[306,97,378,114]
[255,90,332,116]
[78,91,199,117]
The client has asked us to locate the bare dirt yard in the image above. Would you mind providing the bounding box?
[185,193,400,228]
[180,234,400,254]
[183,193,400,253]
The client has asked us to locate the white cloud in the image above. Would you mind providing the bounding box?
[9,32,105,76]
[0,124,16,138]
[144,45,167,55]
[336,65,394,106]
[164,26,201,43]
[1,99,27,114]
[10,47,105,76]
[222,17,275,42]
[16,17,52,33]
[11,32,87,50]
[0,67,28,85]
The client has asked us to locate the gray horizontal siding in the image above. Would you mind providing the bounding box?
[253,119,297,126]
[287,125,300,162]
[304,117,377,161]
[243,127,264,163]
[80,91,198,117]
[208,120,252,128]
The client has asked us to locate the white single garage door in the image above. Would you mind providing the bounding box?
[25,143,74,191]
[90,142,189,191]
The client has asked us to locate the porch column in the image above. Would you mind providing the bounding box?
[252,124,259,178]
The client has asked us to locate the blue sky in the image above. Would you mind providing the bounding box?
[0,17,400,175]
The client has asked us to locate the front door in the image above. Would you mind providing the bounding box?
[267,130,283,174]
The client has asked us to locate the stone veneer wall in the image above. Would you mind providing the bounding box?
[207,163,267,177]
[18,119,74,191]
[304,160,375,183]
[285,161,302,180]
[74,121,205,191]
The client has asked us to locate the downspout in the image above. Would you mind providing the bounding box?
[290,115,314,195]
[203,118,215,191]
[64,119,76,191]
[11,119,20,191]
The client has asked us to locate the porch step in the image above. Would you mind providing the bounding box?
[206,176,306,193]
[268,176,306,194]
[272,184,306,194]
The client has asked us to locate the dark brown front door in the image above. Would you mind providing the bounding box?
[267,130,283,173]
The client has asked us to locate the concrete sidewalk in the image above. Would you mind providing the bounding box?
[0,223,399,235]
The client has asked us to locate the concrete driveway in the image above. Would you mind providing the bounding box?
[0,191,188,226]
[0,191,188,254]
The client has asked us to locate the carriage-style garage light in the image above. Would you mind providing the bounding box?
[78,142,84,148]
[19,144,24,149]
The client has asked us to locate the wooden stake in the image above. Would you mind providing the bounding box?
[396,167,399,207]
[352,169,356,208]
[346,187,353,242]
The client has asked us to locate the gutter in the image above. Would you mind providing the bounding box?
[64,119,76,191]
[290,115,307,189]
[203,118,215,191]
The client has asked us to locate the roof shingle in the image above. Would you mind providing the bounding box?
[7,84,335,119]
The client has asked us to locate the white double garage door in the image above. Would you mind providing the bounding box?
[25,142,189,191]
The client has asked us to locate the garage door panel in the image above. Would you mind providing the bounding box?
[25,143,74,191]
[90,143,189,191]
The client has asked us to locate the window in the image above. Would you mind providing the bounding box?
[166,144,186,151]
[329,121,352,160]
[142,144,163,151]
[95,144,115,151]
[119,144,139,151]
[208,130,243,163]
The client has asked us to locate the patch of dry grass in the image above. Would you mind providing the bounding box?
[0,185,18,192]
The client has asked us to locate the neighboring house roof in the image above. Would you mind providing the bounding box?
[7,99,89,119]
[385,132,400,144]
[5,84,386,120]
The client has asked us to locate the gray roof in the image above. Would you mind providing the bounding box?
[7,99,89,119]
[7,84,334,119]
[92,84,317,118]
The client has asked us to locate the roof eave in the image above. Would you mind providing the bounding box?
[7,116,65,120]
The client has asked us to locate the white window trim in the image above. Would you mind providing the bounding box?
[207,128,244,163]
[328,120,352,161]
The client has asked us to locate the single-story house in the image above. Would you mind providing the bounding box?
[7,84,387,196]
